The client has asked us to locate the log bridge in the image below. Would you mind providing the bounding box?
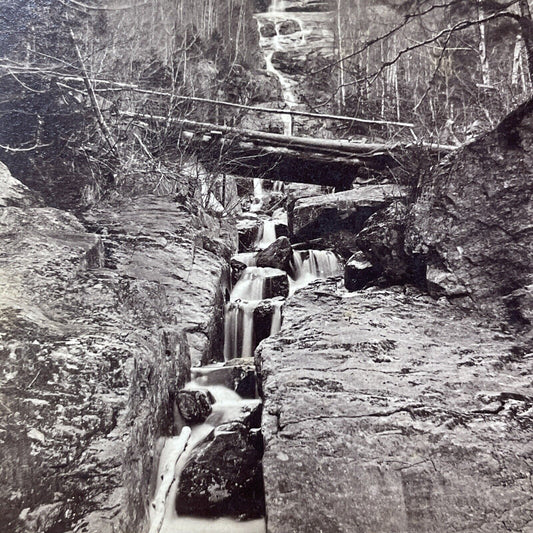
[121,98,457,188]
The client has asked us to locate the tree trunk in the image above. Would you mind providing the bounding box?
[518,0,533,80]
[336,0,346,113]
[477,0,491,86]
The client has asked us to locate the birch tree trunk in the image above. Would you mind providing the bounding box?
[477,0,491,87]
[336,0,346,113]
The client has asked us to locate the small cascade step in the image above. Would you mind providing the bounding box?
[255,219,278,249]
[224,297,285,360]
[150,380,266,533]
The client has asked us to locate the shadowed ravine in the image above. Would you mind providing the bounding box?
[147,1,343,530]
[1,0,532,532]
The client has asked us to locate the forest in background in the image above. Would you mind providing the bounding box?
[0,0,265,207]
[329,0,533,143]
[0,0,532,207]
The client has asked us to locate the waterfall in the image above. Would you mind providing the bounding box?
[223,301,257,360]
[225,266,286,360]
[290,250,342,294]
[269,0,285,13]
[148,0,340,530]
[255,220,277,249]
[150,383,266,533]
[232,267,269,301]
[270,300,283,335]
[292,250,342,279]
[251,178,265,212]
[233,252,257,267]
[306,250,343,278]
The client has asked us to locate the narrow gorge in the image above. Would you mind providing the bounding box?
[1,0,532,532]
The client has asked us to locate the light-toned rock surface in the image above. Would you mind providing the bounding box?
[257,279,533,533]
[0,161,44,207]
[0,169,234,532]
[290,184,407,242]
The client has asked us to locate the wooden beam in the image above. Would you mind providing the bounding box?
[120,111,457,156]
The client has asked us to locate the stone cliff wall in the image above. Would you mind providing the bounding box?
[0,162,235,533]
[406,98,533,326]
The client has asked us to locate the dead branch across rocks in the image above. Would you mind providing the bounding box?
[121,111,457,187]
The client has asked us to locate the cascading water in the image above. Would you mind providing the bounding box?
[148,2,342,531]
[149,384,266,533]
[289,250,342,295]
[255,220,277,250]
[292,250,343,279]
[253,0,308,199]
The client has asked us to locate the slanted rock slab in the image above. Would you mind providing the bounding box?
[291,184,407,242]
[0,161,44,207]
[257,279,533,533]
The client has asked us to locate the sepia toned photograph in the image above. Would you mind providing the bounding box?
[0,0,532,532]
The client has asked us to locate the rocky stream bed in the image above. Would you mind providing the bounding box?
[1,0,533,531]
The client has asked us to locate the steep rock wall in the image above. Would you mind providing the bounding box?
[0,163,235,533]
[406,98,533,325]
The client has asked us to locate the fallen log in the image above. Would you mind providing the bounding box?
[119,111,458,157]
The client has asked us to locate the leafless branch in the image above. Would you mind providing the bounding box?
[307,0,519,78]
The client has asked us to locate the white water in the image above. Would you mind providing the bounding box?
[225,263,287,360]
[231,266,285,301]
[151,385,266,533]
[224,301,256,360]
[251,178,265,212]
[255,219,278,249]
[289,250,342,294]
[270,299,283,335]
[232,252,258,267]
[148,1,341,530]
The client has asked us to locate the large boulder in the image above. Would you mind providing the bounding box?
[356,203,424,285]
[177,389,214,424]
[175,421,264,518]
[0,161,44,207]
[278,19,301,35]
[406,99,533,324]
[344,250,379,291]
[257,279,533,533]
[256,236,293,272]
[237,215,262,252]
[290,185,407,243]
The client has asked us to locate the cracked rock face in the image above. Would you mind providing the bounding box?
[256,279,533,533]
[0,169,234,533]
[406,99,533,324]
